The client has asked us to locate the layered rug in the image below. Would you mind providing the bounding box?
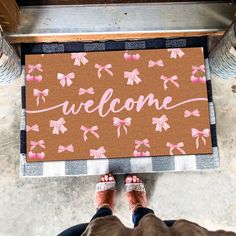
[20,37,219,177]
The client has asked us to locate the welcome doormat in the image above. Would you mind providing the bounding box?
[25,46,212,162]
[20,37,219,176]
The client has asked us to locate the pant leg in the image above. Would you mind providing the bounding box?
[163,220,176,227]
[58,207,112,236]
[90,206,112,221]
[132,207,154,227]
[58,223,88,236]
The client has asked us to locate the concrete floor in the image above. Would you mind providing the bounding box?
[0,68,236,235]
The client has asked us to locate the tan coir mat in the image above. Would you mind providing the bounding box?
[25,48,212,162]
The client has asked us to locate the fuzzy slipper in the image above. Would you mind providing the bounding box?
[96,174,116,210]
[125,175,147,212]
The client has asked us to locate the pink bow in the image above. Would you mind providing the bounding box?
[71,53,88,66]
[26,124,39,132]
[191,75,206,83]
[167,48,185,59]
[58,144,74,153]
[28,151,45,160]
[184,109,200,118]
[95,64,113,79]
[26,75,43,82]
[152,115,170,132]
[90,146,106,159]
[160,75,179,90]
[135,139,150,150]
[113,117,131,138]
[80,125,99,141]
[33,89,49,106]
[50,117,68,135]
[192,65,205,75]
[191,128,210,149]
[148,60,164,68]
[133,150,150,157]
[124,69,142,86]
[57,72,75,87]
[79,87,94,95]
[28,64,43,74]
[30,140,46,151]
[166,142,186,155]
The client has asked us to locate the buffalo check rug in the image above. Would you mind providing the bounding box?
[20,37,219,177]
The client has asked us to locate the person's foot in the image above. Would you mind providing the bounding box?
[125,175,147,212]
[96,174,116,210]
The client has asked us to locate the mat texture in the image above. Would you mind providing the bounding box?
[20,37,219,176]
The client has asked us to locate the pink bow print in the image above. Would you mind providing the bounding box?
[124,69,142,86]
[26,124,39,132]
[26,75,43,82]
[113,117,131,138]
[192,65,205,75]
[148,60,164,68]
[160,75,179,90]
[30,140,46,151]
[166,142,186,155]
[57,72,75,87]
[191,128,210,149]
[80,125,99,141]
[90,146,107,159]
[95,64,113,79]
[152,115,170,132]
[191,75,206,83]
[58,144,74,153]
[184,109,200,118]
[28,151,45,160]
[167,48,185,59]
[135,139,150,150]
[50,117,68,135]
[28,64,43,74]
[71,53,88,66]
[79,87,94,95]
[133,150,150,157]
[33,89,49,106]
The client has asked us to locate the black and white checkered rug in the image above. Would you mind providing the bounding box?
[20,36,219,177]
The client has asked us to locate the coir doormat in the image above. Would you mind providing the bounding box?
[20,37,219,176]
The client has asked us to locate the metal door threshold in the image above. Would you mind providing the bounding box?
[7,2,235,43]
